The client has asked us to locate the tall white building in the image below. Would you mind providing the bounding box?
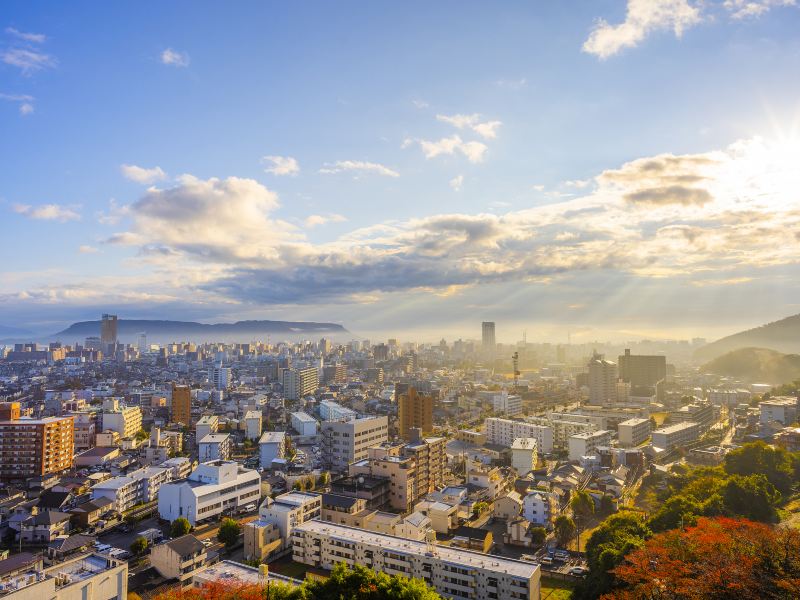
[158,460,261,525]
[510,438,537,475]
[209,365,232,390]
[492,391,523,416]
[618,417,651,447]
[283,367,319,401]
[588,352,618,405]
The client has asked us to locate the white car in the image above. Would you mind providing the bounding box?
[569,566,589,576]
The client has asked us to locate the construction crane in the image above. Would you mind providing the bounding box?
[512,351,520,391]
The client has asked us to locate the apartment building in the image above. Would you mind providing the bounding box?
[318,400,357,422]
[0,552,127,600]
[0,407,75,480]
[198,433,232,462]
[350,443,417,512]
[292,521,540,600]
[208,365,232,390]
[259,491,322,548]
[759,397,798,425]
[101,399,142,439]
[321,416,388,472]
[588,352,618,405]
[568,430,612,462]
[158,460,261,525]
[259,431,286,468]
[402,430,447,498]
[491,391,523,417]
[90,465,172,511]
[618,417,651,447]
[171,384,192,426]
[291,411,318,436]
[510,438,537,475]
[484,418,554,454]
[243,410,262,441]
[522,490,557,528]
[397,387,433,439]
[69,411,98,451]
[283,367,319,401]
[670,401,715,432]
[651,421,700,452]
[527,414,599,451]
[150,535,208,587]
[195,415,219,442]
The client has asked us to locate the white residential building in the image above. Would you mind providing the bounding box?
[318,400,357,422]
[321,416,388,472]
[259,431,286,468]
[209,365,232,390]
[568,430,612,462]
[195,415,219,442]
[283,367,319,401]
[522,490,557,528]
[101,401,142,439]
[510,438,537,475]
[618,417,651,447]
[91,465,172,511]
[291,411,318,436]
[158,460,261,525]
[492,391,523,416]
[259,491,322,549]
[292,521,540,600]
[198,433,232,462]
[243,410,262,441]
[760,397,798,425]
[651,421,700,451]
[485,418,554,454]
[588,352,618,405]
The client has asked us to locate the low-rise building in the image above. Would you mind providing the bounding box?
[243,410,262,441]
[760,397,799,426]
[259,491,321,549]
[158,460,261,525]
[652,421,700,452]
[195,415,219,442]
[258,431,286,469]
[617,417,651,447]
[568,430,612,462]
[510,438,537,475]
[150,534,208,587]
[90,465,172,512]
[290,412,318,437]
[198,433,232,462]
[292,521,540,600]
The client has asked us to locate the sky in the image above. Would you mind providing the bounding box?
[1,0,800,343]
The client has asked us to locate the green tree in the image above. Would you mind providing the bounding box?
[135,428,149,442]
[554,515,576,547]
[317,471,330,488]
[573,512,650,600]
[721,474,781,522]
[304,562,441,600]
[648,495,704,532]
[570,490,595,551]
[724,441,794,495]
[529,526,547,547]
[171,517,192,538]
[599,494,616,516]
[130,536,149,556]
[472,501,489,517]
[218,517,242,548]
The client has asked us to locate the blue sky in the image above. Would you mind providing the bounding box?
[1,1,800,342]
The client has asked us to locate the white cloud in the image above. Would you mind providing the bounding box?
[2,47,56,74]
[724,0,796,18]
[563,179,591,188]
[160,48,190,67]
[13,203,80,222]
[412,135,488,163]
[5,27,46,43]
[411,99,429,109]
[304,214,347,228]
[262,155,300,176]
[96,198,130,225]
[449,175,464,192]
[583,0,702,59]
[436,113,502,139]
[319,160,399,178]
[120,164,167,184]
[0,92,34,115]
[78,245,99,254]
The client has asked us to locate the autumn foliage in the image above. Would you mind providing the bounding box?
[603,517,800,600]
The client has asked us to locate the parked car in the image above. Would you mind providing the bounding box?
[569,566,589,576]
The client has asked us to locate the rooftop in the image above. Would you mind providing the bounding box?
[194,560,301,587]
[295,521,538,579]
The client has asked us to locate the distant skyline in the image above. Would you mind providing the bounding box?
[2,1,800,342]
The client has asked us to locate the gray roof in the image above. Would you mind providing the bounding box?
[165,534,206,557]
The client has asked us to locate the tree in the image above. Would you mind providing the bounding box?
[472,501,489,517]
[130,536,149,556]
[573,512,650,600]
[606,517,800,600]
[554,515,576,547]
[570,490,595,551]
[599,494,616,516]
[317,471,330,488]
[135,428,149,442]
[724,441,795,495]
[721,474,781,522]
[529,526,547,547]
[127,593,143,600]
[648,495,704,532]
[218,517,242,548]
[171,517,192,538]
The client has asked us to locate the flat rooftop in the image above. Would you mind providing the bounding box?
[295,520,539,579]
[195,560,300,587]
[654,421,699,434]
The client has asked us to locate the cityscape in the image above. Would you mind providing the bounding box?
[2,2,800,600]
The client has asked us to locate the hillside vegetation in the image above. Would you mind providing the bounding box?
[694,313,800,362]
[701,347,800,384]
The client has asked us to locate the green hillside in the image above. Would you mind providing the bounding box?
[694,313,800,363]
[701,347,800,385]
